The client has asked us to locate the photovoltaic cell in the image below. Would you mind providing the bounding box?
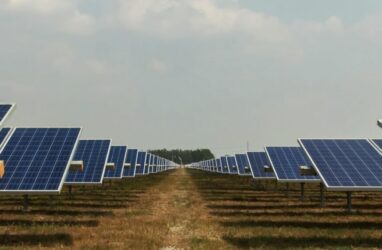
[135,151,146,175]
[103,146,127,179]
[265,147,320,182]
[247,152,275,179]
[65,140,111,184]
[123,149,138,177]
[299,139,382,190]
[0,128,81,193]
[235,154,252,176]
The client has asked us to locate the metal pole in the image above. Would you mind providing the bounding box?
[320,183,325,207]
[300,183,305,201]
[347,192,352,212]
[22,194,29,212]
[286,183,290,198]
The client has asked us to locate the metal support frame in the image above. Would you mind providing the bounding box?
[300,183,305,201]
[22,194,29,212]
[347,191,352,212]
[286,183,290,198]
[319,183,325,207]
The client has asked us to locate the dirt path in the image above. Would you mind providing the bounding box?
[74,168,224,249]
[155,168,223,249]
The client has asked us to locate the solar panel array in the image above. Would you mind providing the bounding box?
[235,154,252,176]
[65,140,111,184]
[104,146,128,179]
[265,146,320,182]
[247,152,274,179]
[299,139,382,190]
[0,128,81,193]
[123,149,138,177]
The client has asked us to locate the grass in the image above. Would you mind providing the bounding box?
[1,168,382,249]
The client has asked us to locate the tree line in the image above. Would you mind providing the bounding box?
[148,149,215,165]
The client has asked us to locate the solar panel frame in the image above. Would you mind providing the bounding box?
[264,146,321,183]
[221,156,230,173]
[298,138,382,191]
[144,153,151,175]
[123,149,139,177]
[0,127,82,194]
[0,127,13,149]
[103,146,128,180]
[235,154,252,176]
[0,103,16,126]
[246,152,275,180]
[227,156,238,174]
[135,151,147,175]
[65,139,112,185]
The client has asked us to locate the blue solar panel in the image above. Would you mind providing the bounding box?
[299,139,382,190]
[135,151,146,175]
[65,140,111,184]
[235,154,252,176]
[215,159,222,172]
[247,152,275,179]
[227,156,238,174]
[123,149,138,177]
[0,104,14,125]
[149,154,155,174]
[153,156,159,173]
[221,156,229,173]
[0,128,81,193]
[144,153,151,175]
[265,147,320,182]
[0,127,12,148]
[103,146,127,179]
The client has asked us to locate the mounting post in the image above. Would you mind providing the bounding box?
[300,183,305,201]
[319,183,325,207]
[22,194,29,212]
[286,183,290,198]
[347,191,352,212]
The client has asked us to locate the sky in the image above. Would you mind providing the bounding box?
[1,0,382,156]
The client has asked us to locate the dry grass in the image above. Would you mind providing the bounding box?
[1,168,382,249]
[190,169,382,249]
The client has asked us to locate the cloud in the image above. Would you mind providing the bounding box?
[116,0,290,43]
[61,10,96,35]
[148,58,169,73]
[0,0,72,14]
[354,12,382,39]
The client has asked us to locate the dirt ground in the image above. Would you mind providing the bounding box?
[1,168,382,249]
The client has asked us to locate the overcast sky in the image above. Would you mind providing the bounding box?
[1,0,382,156]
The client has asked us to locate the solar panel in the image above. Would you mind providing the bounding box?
[215,158,222,173]
[227,156,238,174]
[370,139,382,154]
[265,147,320,182]
[247,152,275,179]
[0,127,12,149]
[0,104,15,126]
[65,140,111,184]
[299,139,382,190]
[135,151,146,175]
[149,154,155,174]
[0,128,81,193]
[235,154,252,176]
[221,156,230,173]
[123,149,138,177]
[144,153,151,175]
[103,146,128,179]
